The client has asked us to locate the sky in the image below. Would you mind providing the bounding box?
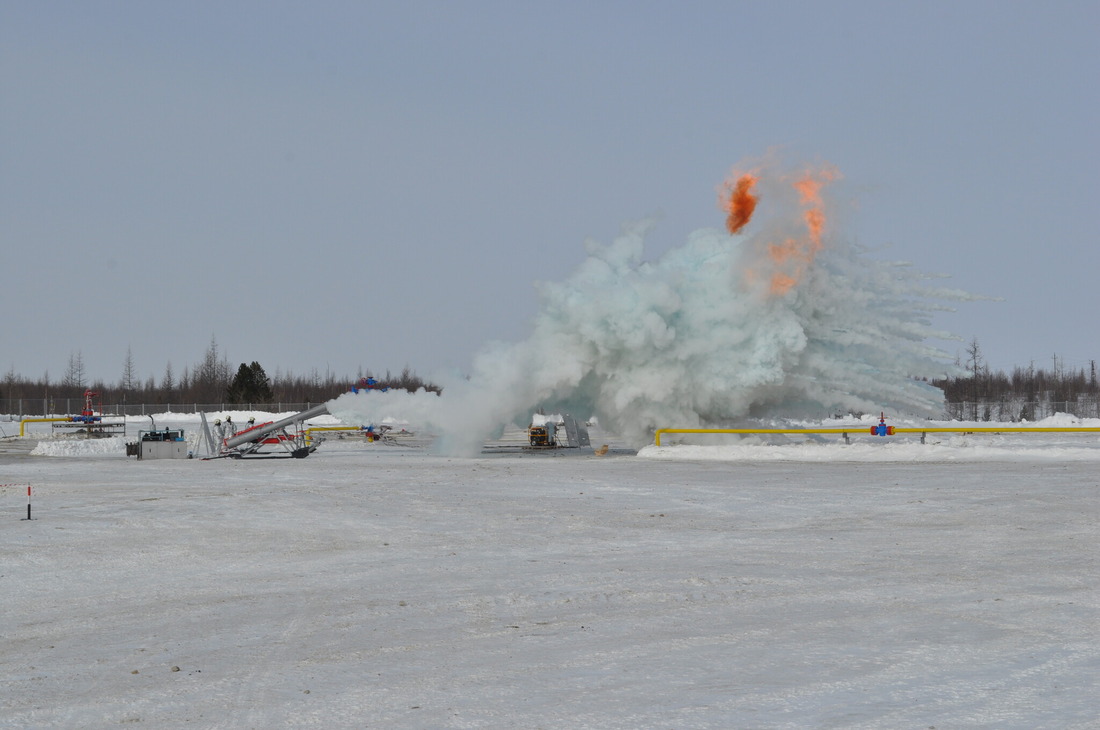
[2,1,1097,386]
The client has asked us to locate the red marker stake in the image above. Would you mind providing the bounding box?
[3,484,35,520]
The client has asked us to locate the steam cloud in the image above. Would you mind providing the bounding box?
[329,158,970,453]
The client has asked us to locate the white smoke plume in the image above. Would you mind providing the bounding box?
[329,159,972,453]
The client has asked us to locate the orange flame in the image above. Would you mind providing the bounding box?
[770,273,797,296]
[721,173,758,234]
[763,166,839,295]
[792,167,837,251]
[803,208,826,251]
[793,174,824,206]
[767,238,812,264]
[766,237,818,295]
[722,161,841,297]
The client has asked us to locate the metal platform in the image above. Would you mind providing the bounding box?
[52,419,126,437]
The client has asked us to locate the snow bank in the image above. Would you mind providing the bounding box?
[29,437,131,457]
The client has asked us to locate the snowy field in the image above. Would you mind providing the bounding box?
[2,413,1098,729]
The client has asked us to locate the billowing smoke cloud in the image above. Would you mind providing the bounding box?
[329,158,971,453]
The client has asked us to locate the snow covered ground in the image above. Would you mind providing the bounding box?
[2,413,1098,728]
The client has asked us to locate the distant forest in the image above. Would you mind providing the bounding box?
[2,337,1098,421]
[1,337,441,409]
[930,338,1099,421]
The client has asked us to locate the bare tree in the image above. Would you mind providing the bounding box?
[2,365,21,401]
[161,361,176,394]
[121,346,137,398]
[964,337,984,420]
[194,335,231,401]
[62,351,86,390]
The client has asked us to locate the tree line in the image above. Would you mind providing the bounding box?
[930,338,1099,421]
[4,336,1097,420]
[2,337,442,408]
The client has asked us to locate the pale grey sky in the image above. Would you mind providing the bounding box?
[2,1,1097,384]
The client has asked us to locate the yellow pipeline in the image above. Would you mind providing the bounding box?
[19,418,70,437]
[653,426,1100,447]
[895,427,1100,433]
